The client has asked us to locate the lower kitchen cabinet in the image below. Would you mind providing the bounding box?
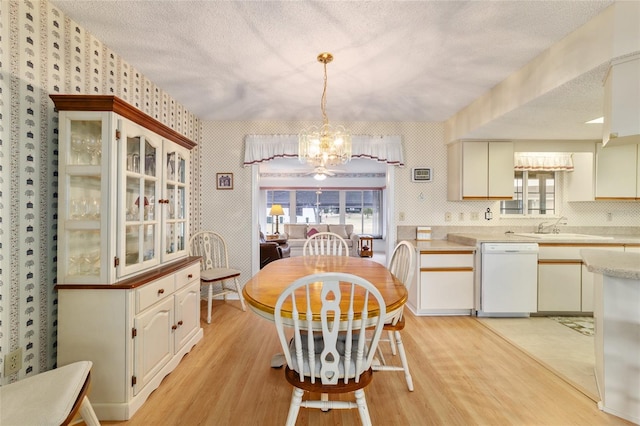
[57,257,203,420]
[537,244,624,313]
[538,261,582,312]
[408,250,475,315]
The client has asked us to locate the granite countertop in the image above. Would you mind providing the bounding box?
[581,249,640,280]
[405,239,477,251]
[446,232,640,246]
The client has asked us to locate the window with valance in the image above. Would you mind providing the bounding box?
[514,152,574,172]
[243,134,405,166]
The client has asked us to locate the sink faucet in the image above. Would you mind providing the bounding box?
[536,222,549,233]
[537,216,568,234]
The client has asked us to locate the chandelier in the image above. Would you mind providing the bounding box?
[299,52,352,168]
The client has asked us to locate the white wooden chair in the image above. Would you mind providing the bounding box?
[0,361,100,426]
[373,240,416,391]
[274,272,386,426]
[303,231,349,256]
[189,231,246,323]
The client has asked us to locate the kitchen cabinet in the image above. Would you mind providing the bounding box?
[537,244,624,313]
[447,140,514,201]
[51,94,195,284]
[51,95,201,420]
[602,54,640,147]
[538,261,582,312]
[57,258,202,420]
[566,152,595,202]
[595,142,640,200]
[408,250,475,315]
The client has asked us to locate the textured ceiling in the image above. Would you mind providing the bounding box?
[51,0,616,140]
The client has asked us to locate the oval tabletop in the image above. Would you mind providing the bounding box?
[242,256,408,322]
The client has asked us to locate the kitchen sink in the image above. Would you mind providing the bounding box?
[513,232,614,240]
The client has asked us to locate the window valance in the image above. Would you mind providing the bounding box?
[243,134,405,166]
[514,152,574,172]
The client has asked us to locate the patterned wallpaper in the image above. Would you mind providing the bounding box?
[0,0,200,384]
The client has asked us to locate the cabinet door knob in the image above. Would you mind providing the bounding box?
[158,288,165,295]
[187,274,193,279]
[171,324,178,330]
[177,320,183,326]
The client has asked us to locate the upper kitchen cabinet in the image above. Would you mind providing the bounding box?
[447,140,514,201]
[566,152,595,202]
[51,95,197,285]
[602,54,640,148]
[595,142,640,200]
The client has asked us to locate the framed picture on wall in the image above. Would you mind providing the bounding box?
[216,173,233,190]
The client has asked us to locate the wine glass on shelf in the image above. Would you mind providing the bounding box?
[71,198,88,219]
[85,251,101,275]
[68,255,80,275]
[86,137,101,165]
[90,197,101,220]
[70,136,85,164]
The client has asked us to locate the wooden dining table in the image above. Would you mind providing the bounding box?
[242,255,408,324]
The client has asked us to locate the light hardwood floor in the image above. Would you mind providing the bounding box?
[102,300,632,425]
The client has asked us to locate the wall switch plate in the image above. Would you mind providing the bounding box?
[445,212,452,222]
[399,212,405,221]
[470,211,480,220]
[458,212,464,221]
[4,348,22,376]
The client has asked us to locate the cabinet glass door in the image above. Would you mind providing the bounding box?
[61,118,106,283]
[163,144,189,261]
[120,130,161,277]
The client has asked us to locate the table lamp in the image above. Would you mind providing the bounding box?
[269,204,284,234]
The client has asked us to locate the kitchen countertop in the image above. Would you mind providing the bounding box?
[407,239,477,251]
[581,249,640,280]
[446,232,640,246]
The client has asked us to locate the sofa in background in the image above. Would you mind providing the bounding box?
[282,224,360,257]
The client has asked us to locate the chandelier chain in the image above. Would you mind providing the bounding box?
[321,61,329,126]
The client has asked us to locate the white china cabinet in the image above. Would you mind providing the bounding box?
[51,95,202,420]
[52,95,193,284]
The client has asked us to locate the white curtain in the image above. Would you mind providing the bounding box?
[243,134,405,166]
[514,152,574,171]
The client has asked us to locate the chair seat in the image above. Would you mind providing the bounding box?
[288,334,364,379]
[201,267,241,282]
[285,366,374,394]
[383,316,405,331]
[0,361,92,426]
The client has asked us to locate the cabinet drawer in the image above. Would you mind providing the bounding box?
[136,275,175,313]
[175,263,200,290]
[420,252,474,268]
[420,270,474,310]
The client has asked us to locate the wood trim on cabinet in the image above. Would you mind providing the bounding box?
[461,196,511,200]
[538,243,625,248]
[50,95,197,150]
[420,250,476,255]
[538,259,583,265]
[55,257,201,290]
[421,267,474,272]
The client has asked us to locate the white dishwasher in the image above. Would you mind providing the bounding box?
[479,243,538,317]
